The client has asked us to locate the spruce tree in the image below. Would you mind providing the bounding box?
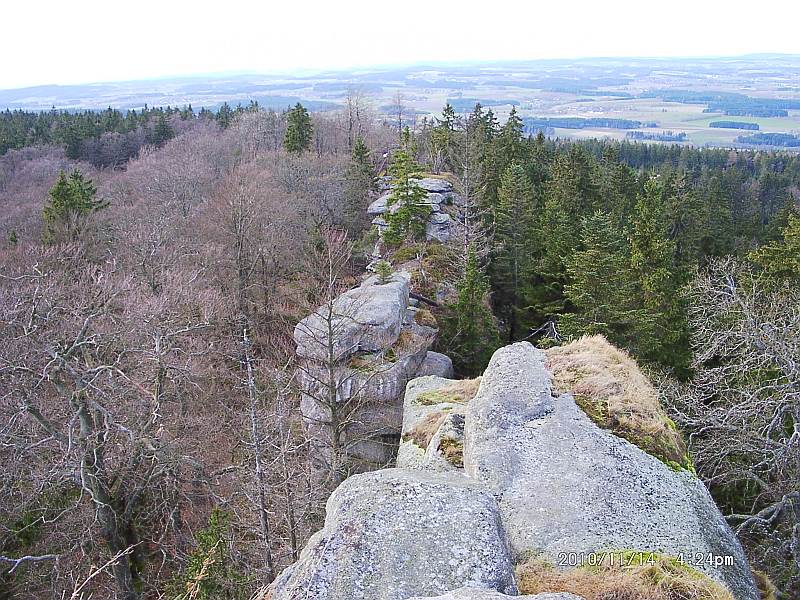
[441,246,500,375]
[216,102,233,129]
[383,133,430,246]
[284,103,313,153]
[43,169,107,243]
[497,106,525,170]
[560,210,644,348]
[491,162,534,339]
[629,179,689,370]
[342,136,375,236]
[151,113,175,147]
[749,211,800,281]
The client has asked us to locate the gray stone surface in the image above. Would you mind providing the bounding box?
[414,177,453,193]
[367,192,393,215]
[397,376,464,473]
[416,351,455,378]
[294,274,410,362]
[407,588,584,600]
[426,212,452,243]
[267,469,518,600]
[464,342,758,600]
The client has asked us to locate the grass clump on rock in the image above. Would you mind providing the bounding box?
[545,335,692,471]
[402,411,447,449]
[414,378,481,406]
[517,551,734,600]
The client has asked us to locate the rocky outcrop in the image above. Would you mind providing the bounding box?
[272,340,759,600]
[369,176,457,243]
[268,469,518,599]
[294,271,444,473]
[463,343,757,600]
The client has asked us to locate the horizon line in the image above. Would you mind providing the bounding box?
[2,52,800,93]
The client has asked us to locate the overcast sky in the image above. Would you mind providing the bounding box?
[3,0,800,89]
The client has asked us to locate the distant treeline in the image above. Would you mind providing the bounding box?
[735,132,800,147]
[709,121,760,130]
[643,88,800,118]
[626,130,687,142]
[524,117,644,130]
[446,98,520,112]
[0,102,260,166]
[706,108,789,118]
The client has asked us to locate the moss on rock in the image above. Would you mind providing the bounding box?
[545,335,692,471]
[414,378,481,406]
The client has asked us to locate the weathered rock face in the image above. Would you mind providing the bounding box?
[294,273,410,362]
[277,337,758,600]
[463,342,759,600]
[416,351,455,378]
[396,376,467,473]
[294,271,447,473]
[369,176,456,243]
[268,469,518,599]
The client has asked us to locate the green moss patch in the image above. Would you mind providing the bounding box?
[438,437,464,468]
[413,378,481,406]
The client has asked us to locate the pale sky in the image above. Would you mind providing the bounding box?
[3,0,800,90]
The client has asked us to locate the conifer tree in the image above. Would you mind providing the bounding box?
[629,179,689,370]
[497,105,525,170]
[151,113,175,147]
[216,102,233,129]
[284,103,313,153]
[749,211,800,281]
[539,147,600,284]
[491,162,534,339]
[383,131,430,246]
[441,246,500,375]
[560,211,644,348]
[429,102,459,173]
[43,169,107,243]
[342,136,375,236]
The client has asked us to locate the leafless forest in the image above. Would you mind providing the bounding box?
[0,103,400,599]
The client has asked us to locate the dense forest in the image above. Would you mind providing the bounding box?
[1,99,798,598]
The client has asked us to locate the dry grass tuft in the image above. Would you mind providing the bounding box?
[415,378,481,406]
[545,335,689,469]
[437,437,464,468]
[752,570,778,600]
[413,308,438,328]
[402,411,447,449]
[517,552,734,600]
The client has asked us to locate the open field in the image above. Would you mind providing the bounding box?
[3,54,800,149]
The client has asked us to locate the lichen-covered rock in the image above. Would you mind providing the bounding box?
[397,376,465,472]
[294,273,410,362]
[463,342,758,600]
[416,351,455,378]
[406,588,584,599]
[267,469,518,600]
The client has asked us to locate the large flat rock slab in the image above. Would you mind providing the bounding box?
[267,469,518,599]
[463,342,758,600]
